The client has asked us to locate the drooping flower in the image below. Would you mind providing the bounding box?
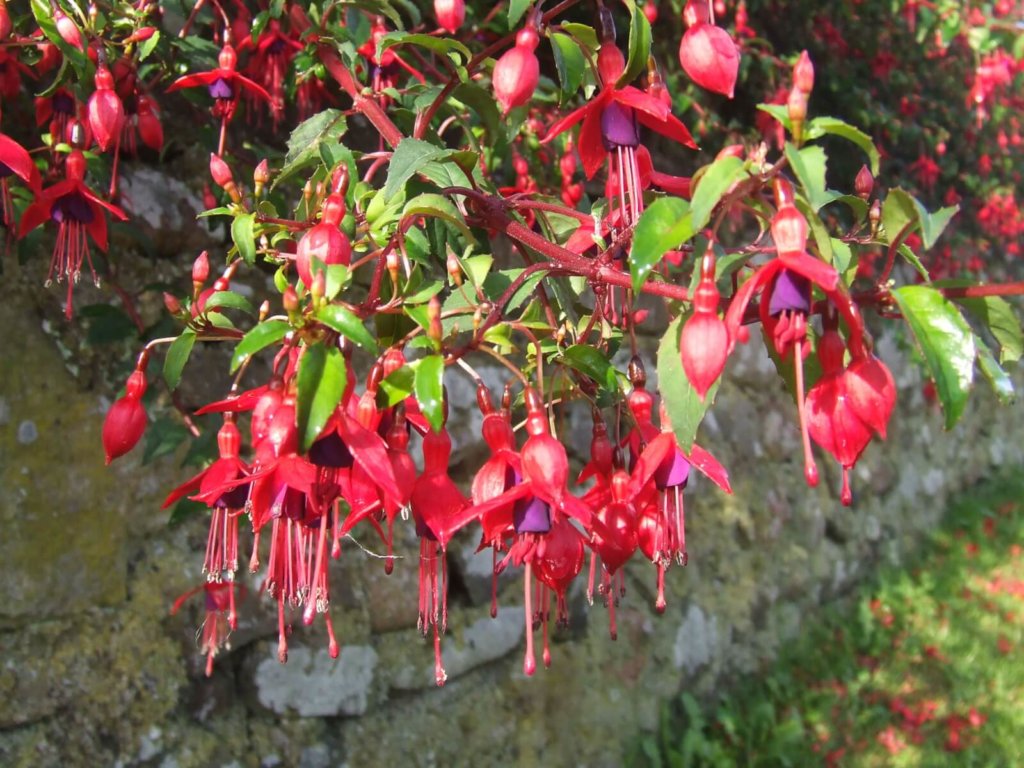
[542,10,696,229]
[19,146,129,319]
[434,0,465,34]
[296,193,352,288]
[242,19,303,126]
[171,582,236,677]
[103,365,148,464]
[680,249,728,399]
[678,1,741,98]
[87,64,125,153]
[492,25,540,115]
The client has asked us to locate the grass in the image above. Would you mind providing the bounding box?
[639,472,1024,767]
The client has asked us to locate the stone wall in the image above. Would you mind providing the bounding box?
[2,250,1021,768]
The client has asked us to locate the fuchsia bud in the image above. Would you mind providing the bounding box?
[793,51,815,94]
[678,10,740,98]
[136,97,164,151]
[192,251,210,286]
[103,368,148,464]
[855,165,874,199]
[296,193,351,288]
[434,0,465,33]
[209,153,234,190]
[88,65,125,153]
[54,8,84,50]
[680,250,728,399]
[643,1,658,24]
[492,27,540,115]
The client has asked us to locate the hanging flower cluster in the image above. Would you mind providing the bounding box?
[0,0,1019,685]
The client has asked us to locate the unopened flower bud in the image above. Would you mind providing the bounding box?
[386,251,400,286]
[427,296,443,345]
[434,0,465,34]
[192,251,210,285]
[446,252,462,286]
[202,183,217,210]
[793,51,814,95]
[258,300,270,320]
[283,285,300,313]
[869,199,882,235]
[854,165,874,200]
[253,159,270,196]
[310,270,326,302]
[54,8,83,50]
[0,2,12,41]
[163,292,182,315]
[210,154,241,202]
[787,87,807,143]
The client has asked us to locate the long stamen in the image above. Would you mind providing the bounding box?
[794,345,819,486]
[541,586,551,668]
[523,561,536,676]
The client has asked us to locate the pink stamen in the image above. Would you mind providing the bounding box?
[794,345,819,487]
[523,561,536,676]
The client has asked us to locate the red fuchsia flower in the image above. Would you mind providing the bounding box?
[87,64,125,154]
[434,0,465,34]
[240,19,303,127]
[0,3,10,41]
[53,7,83,49]
[162,417,250,591]
[409,425,469,686]
[678,0,740,99]
[103,364,148,464]
[0,48,33,101]
[0,131,42,236]
[18,146,129,319]
[724,178,847,487]
[358,16,427,96]
[296,193,352,289]
[36,89,80,152]
[910,153,941,193]
[620,366,731,610]
[492,24,540,115]
[803,310,895,505]
[171,582,236,677]
[541,9,696,229]
[167,43,271,152]
[680,249,729,399]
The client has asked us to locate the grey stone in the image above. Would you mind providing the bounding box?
[254,644,378,717]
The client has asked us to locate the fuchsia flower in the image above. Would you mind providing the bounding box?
[103,365,148,464]
[542,9,696,228]
[492,25,540,115]
[296,193,352,288]
[678,0,741,98]
[434,0,465,34]
[680,249,729,399]
[171,582,236,677]
[19,146,129,319]
[242,20,303,126]
[87,64,125,153]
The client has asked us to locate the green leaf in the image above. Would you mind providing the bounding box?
[975,337,1015,405]
[317,304,379,350]
[384,138,446,201]
[756,103,792,133]
[690,156,746,232]
[296,343,348,453]
[560,23,598,51]
[138,29,161,62]
[414,354,445,432]
[561,344,618,391]
[784,143,839,213]
[31,0,93,82]
[950,294,1023,364]
[550,33,586,102]
[882,188,918,246]
[508,0,531,27]
[656,315,720,450]
[914,201,958,250]
[163,330,196,391]
[452,82,502,140]
[403,192,477,245]
[378,362,417,407]
[806,117,880,175]
[377,32,471,62]
[276,108,348,186]
[232,213,256,266]
[629,197,692,291]
[892,285,975,429]
[202,291,255,315]
[230,319,291,373]
[617,0,651,88]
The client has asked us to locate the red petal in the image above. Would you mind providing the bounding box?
[577,109,606,180]
[685,443,732,494]
[234,73,273,102]
[85,205,109,251]
[336,414,402,503]
[0,133,41,191]
[636,109,699,150]
[541,101,595,144]
[195,386,269,415]
[614,86,670,121]
[628,432,676,496]
[166,71,220,92]
[779,250,839,292]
